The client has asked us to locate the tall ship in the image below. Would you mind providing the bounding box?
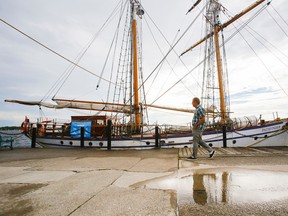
[5,0,288,148]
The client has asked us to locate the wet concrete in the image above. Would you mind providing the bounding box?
[0,147,287,215]
[0,183,46,215]
[138,168,288,205]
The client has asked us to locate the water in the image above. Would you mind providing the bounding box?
[0,130,31,148]
[141,168,288,205]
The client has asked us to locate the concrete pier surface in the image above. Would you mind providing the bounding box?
[0,147,288,216]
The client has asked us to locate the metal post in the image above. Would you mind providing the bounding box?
[107,119,112,150]
[155,126,160,148]
[31,127,36,148]
[80,127,85,148]
[222,124,227,148]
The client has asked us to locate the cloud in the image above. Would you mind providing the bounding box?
[0,0,288,126]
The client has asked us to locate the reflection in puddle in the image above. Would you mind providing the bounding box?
[143,169,288,205]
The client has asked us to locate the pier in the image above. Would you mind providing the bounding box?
[1,147,288,215]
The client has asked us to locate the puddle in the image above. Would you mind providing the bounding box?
[140,168,288,205]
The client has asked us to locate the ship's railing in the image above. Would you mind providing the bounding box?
[25,121,193,138]
[26,122,70,137]
[25,116,279,138]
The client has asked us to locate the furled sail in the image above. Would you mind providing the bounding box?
[5,99,218,114]
[4,100,58,108]
[54,99,131,113]
[5,99,131,113]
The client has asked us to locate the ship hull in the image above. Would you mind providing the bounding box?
[32,121,288,149]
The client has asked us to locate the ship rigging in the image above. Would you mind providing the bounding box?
[2,0,288,148]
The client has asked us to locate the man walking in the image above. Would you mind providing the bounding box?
[188,97,215,159]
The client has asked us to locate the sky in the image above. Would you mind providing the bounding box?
[0,0,288,126]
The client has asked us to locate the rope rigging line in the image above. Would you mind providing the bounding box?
[113,4,206,114]
[236,27,288,98]
[150,2,270,105]
[0,18,116,85]
[42,66,71,102]
[142,5,204,94]
[107,0,146,126]
[98,0,128,105]
[150,57,208,105]
[237,21,288,62]
[201,24,211,110]
[137,16,146,104]
[33,2,125,118]
[121,28,132,106]
[143,16,195,100]
[222,3,288,68]
[136,4,206,95]
[137,13,150,125]
[41,1,124,102]
[140,63,150,125]
[270,3,288,28]
[241,23,288,68]
[222,2,288,98]
[99,1,128,92]
[199,7,207,102]
[141,20,174,96]
[110,1,269,119]
[221,32,231,114]
[265,6,288,39]
[112,0,131,106]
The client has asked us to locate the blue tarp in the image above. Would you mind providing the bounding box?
[70,120,92,138]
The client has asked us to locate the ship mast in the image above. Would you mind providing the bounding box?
[181,0,266,125]
[131,0,143,132]
[213,1,227,124]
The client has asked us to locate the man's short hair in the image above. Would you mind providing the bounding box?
[193,97,200,105]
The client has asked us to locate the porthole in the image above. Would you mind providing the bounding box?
[69,141,73,145]
[89,142,93,146]
[254,137,258,140]
[60,141,64,145]
[232,140,236,144]
[146,141,150,145]
[209,143,213,147]
[99,142,103,147]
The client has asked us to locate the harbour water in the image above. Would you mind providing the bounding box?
[0,130,31,148]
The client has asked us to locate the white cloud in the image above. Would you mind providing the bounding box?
[0,0,288,126]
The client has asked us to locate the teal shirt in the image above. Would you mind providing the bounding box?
[192,104,206,131]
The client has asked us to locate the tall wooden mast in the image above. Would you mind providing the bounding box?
[131,0,142,131]
[181,0,266,124]
[214,25,227,124]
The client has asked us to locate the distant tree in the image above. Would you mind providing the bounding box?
[0,126,20,130]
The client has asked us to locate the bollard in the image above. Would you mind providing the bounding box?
[107,119,112,150]
[31,127,36,148]
[222,125,227,148]
[155,126,160,148]
[80,127,85,148]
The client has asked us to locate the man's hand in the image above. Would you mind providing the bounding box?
[193,116,205,129]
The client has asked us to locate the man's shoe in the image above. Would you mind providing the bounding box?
[187,156,197,160]
[209,150,215,158]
